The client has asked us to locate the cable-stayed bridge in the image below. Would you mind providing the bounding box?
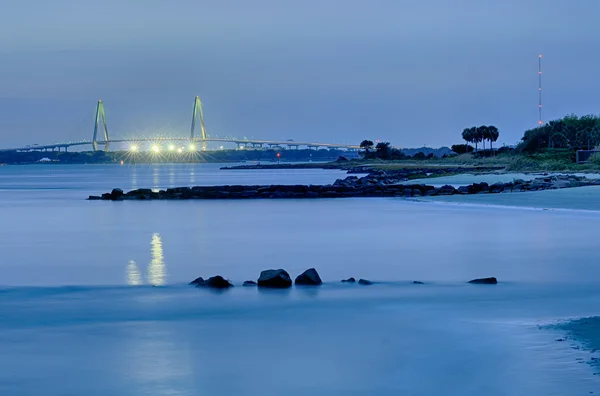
[0,97,360,153]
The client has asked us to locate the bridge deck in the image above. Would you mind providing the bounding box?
[1,137,359,152]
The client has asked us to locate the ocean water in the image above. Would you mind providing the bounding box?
[1,164,600,395]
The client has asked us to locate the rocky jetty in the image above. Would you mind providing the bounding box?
[90,175,600,201]
[295,268,322,286]
[257,269,292,288]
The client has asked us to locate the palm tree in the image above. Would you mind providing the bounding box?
[461,128,473,152]
[469,126,480,152]
[488,126,499,155]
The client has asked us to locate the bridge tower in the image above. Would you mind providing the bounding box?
[190,96,207,151]
[92,100,110,152]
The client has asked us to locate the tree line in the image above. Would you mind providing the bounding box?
[519,114,600,152]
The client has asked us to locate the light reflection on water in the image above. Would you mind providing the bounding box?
[126,260,142,286]
[147,233,166,286]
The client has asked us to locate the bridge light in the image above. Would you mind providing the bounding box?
[130,144,138,152]
[168,144,175,151]
[152,145,160,153]
[177,147,183,154]
[188,144,196,152]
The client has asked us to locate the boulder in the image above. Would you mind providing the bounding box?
[243,280,257,286]
[257,269,292,288]
[358,279,373,285]
[457,185,471,194]
[189,276,205,286]
[204,276,233,288]
[413,281,424,284]
[295,268,322,286]
[341,277,356,283]
[190,275,233,288]
[88,195,102,200]
[468,277,498,285]
[110,188,124,200]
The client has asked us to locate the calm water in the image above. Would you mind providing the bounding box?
[2,164,600,395]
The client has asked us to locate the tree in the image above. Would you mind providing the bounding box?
[478,126,488,153]
[451,144,474,154]
[360,140,374,151]
[471,126,482,152]
[375,142,392,159]
[487,126,499,155]
[461,128,473,151]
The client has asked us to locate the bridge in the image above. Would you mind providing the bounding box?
[0,97,360,153]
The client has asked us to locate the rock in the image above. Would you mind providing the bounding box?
[110,188,124,200]
[257,269,292,288]
[190,275,233,288]
[358,279,373,285]
[101,193,111,200]
[490,182,505,193]
[437,185,456,195]
[189,276,205,286]
[413,281,424,284]
[336,156,349,162]
[468,277,498,285]
[341,277,356,283]
[295,268,323,285]
[88,195,102,200]
[204,276,233,288]
[243,280,257,286]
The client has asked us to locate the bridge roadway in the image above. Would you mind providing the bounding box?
[0,137,360,152]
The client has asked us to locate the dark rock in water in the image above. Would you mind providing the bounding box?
[341,277,356,283]
[257,269,292,288]
[101,193,111,200]
[295,268,322,285]
[189,277,205,286]
[413,281,424,284]
[88,195,102,200]
[243,280,257,286]
[204,276,233,288]
[190,275,233,288]
[358,279,373,285]
[336,156,349,162]
[468,277,498,285]
[110,188,124,200]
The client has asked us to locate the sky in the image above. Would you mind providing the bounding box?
[0,0,599,149]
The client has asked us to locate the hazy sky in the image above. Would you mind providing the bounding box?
[1,0,599,149]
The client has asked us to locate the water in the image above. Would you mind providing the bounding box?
[2,164,600,395]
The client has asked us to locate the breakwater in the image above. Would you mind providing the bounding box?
[89,174,600,201]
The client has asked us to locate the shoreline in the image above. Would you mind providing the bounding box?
[89,174,600,201]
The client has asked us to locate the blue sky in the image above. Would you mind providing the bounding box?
[0,0,599,148]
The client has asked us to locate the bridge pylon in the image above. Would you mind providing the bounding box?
[190,96,207,151]
[92,100,110,152]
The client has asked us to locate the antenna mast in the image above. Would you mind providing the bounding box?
[538,54,543,126]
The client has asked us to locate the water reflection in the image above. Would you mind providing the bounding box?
[147,233,166,286]
[131,166,138,191]
[152,166,160,190]
[126,260,142,285]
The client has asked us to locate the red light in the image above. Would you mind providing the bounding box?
[277,153,281,157]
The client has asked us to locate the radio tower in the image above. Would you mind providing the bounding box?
[538,54,543,126]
